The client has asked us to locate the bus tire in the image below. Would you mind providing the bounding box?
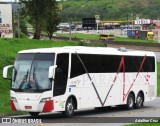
[29,112,39,117]
[126,93,135,110]
[135,93,143,109]
[62,98,74,118]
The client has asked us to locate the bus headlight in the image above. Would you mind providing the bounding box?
[11,97,18,102]
[40,97,51,103]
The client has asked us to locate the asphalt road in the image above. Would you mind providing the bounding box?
[155,51,160,61]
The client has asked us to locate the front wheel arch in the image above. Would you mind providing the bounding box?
[66,95,77,110]
[62,96,77,118]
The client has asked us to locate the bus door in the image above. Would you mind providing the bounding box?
[53,53,69,97]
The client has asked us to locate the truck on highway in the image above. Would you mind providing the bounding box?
[99,34,115,41]
[127,30,154,40]
[3,46,157,117]
[127,29,139,39]
[138,31,154,40]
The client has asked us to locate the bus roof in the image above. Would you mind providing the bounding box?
[18,46,155,57]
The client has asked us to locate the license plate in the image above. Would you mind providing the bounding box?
[25,106,32,109]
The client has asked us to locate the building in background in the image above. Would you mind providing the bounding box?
[134,17,154,30]
[0,3,13,38]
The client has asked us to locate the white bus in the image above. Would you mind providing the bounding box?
[3,46,157,117]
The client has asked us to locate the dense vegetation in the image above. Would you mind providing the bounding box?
[20,0,61,39]
[61,0,160,21]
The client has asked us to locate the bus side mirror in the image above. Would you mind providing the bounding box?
[3,65,13,79]
[48,65,57,79]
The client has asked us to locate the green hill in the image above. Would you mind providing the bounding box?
[61,0,160,21]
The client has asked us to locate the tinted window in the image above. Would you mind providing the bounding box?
[54,53,69,96]
[71,54,155,78]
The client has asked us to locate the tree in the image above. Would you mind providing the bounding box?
[20,0,60,39]
[13,9,27,38]
[20,0,45,39]
[44,1,61,39]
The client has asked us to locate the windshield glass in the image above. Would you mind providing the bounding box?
[12,53,55,92]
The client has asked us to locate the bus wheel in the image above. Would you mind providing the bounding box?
[135,93,143,109]
[62,98,74,118]
[126,93,135,110]
[29,112,39,117]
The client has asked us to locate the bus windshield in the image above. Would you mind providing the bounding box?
[11,53,55,93]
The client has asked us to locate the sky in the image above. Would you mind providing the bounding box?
[0,0,19,2]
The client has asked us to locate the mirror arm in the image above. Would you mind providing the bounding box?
[3,65,13,79]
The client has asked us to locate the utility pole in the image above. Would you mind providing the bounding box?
[11,1,15,38]
[69,21,72,41]
[95,15,100,33]
[17,9,20,38]
[97,21,99,32]
[127,13,129,29]
[132,13,134,29]
[158,29,160,43]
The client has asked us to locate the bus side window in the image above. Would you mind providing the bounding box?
[53,53,69,96]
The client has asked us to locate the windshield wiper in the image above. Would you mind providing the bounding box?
[18,69,29,89]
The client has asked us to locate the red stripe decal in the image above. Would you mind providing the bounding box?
[10,100,16,111]
[112,56,125,101]
[104,54,147,104]
[123,55,146,101]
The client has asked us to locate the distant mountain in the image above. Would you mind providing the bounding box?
[61,0,160,21]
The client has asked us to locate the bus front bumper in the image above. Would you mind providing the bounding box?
[10,99,54,113]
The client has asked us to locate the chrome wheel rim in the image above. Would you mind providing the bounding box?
[128,97,134,108]
[136,96,142,107]
[67,102,73,115]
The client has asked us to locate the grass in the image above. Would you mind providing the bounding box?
[57,33,158,43]
[57,33,100,40]
[115,36,157,43]
[124,123,159,126]
[125,123,160,126]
